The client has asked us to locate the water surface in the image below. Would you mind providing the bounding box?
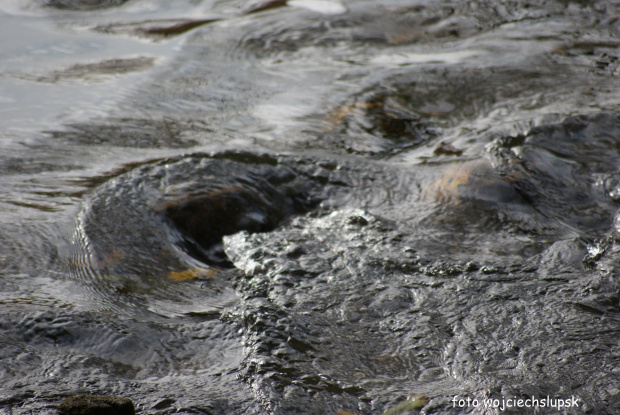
[1,0,620,414]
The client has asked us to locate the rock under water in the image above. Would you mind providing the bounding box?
[2,0,620,414]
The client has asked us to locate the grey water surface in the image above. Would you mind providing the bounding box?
[1,0,620,414]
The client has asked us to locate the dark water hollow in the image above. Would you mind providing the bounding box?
[2,0,620,414]
[69,152,336,319]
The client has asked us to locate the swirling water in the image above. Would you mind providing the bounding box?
[1,1,620,414]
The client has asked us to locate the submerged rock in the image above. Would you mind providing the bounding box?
[68,152,346,317]
[45,0,129,11]
[424,159,524,206]
[57,395,134,415]
[151,173,311,267]
[73,152,326,272]
[5,0,620,414]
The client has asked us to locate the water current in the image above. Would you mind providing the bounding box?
[1,0,620,414]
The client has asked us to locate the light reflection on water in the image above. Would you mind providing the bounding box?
[1,0,620,414]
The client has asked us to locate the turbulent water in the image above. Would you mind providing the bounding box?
[1,0,620,414]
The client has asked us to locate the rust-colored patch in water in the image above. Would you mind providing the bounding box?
[95,249,124,269]
[423,159,525,208]
[167,267,219,282]
[324,102,378,131]
[423,159,495,205]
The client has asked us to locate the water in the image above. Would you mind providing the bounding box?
[1,0,620,414]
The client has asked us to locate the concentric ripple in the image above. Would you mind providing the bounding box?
[69,152,333,318]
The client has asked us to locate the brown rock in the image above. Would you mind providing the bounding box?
[57,395,135,415]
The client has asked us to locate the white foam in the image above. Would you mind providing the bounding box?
[370,49,482,66]
[288,0,347,15]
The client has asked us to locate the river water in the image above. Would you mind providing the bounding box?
[1,0,620,414]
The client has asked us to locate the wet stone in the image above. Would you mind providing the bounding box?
[45,0,129,10]
[8,1,620,413]
[323,92,438,156]
[66,112,620,412]
[152,182,301,267]
[488,113,620,237]
[57,395,134,415]
[72,152,335,279]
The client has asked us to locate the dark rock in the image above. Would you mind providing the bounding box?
[57,395,135,415]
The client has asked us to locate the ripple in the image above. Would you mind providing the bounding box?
[69,152,330,318]
[44,0,129,11]
[33,57,156,84]
[5,0,620,412]
[488,112,620,237]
